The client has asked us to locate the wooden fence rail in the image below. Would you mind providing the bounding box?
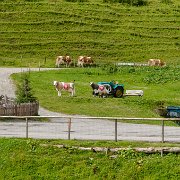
[0,102,39,116]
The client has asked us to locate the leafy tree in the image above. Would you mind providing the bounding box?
[15,73,37,103]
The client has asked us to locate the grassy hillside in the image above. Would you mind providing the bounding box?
[0,0,179,67]
[0,138,180,179]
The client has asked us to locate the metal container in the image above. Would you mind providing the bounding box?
[167,106,180,118]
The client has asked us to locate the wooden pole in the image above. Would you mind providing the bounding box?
[162,120,164,143]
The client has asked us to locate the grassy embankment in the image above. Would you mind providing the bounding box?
[0,138,180,179]
[0,0,179,67]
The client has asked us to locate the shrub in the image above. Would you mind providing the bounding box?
[64,0,88,2]
[15,73,37,103]
[161,0,173,4]
[101,63,118,74]
[103,0,148,6]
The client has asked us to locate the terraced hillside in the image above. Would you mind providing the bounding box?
[0,0,179,67]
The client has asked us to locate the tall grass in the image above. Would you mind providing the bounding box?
[0,138,180,179]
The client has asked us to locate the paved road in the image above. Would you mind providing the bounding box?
[0,68,180,142]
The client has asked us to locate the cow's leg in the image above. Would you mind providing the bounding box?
[72,89,75,96]
[56,63,59,68]
[58,91,61,96]
[93,89,99,97]
[71,89,75,96]
[56,61,60,68]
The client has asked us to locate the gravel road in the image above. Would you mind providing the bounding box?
[0,67,179,142]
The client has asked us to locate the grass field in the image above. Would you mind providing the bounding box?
[1,1,180,178]
[0,0,180,67]
[0,138,180,179]
[11,65,180,126]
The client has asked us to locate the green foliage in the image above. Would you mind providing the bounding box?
[161,0,173,4]
[64,0,88,2]
[103,0,148,6]
[101,63,119,74]
[142,66,180,84]
[15,73,38,103]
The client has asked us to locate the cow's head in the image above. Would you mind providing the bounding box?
[53,81,58,86]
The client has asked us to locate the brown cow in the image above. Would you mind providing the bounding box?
[77,56,94,67]
[90,82,111,98]
[55,55,72,68]
[53,81,75,96]
[148,59,166,67]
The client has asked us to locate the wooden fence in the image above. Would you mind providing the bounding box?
[0,102,39,116]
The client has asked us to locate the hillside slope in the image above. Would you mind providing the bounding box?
[0,0,179,67]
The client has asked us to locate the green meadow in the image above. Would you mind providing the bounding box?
[0,138,180,180]
[0,0,179,67]
[11,65,180,126]
[1,0,180,120]
[1,1,180,179]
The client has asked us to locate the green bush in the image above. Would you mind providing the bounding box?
[103,0,148,6]
[15,73,37,103]
[101,63,118,74]
[161,0,173,4]
[64,0,88,2]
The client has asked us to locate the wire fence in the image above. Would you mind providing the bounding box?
[0,116,180,143]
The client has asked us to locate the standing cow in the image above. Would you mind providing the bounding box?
[90,82,111,98]
[148,59,166,67]
[77,56,94,67]
[55,55,72,68]
[53,80,75,97]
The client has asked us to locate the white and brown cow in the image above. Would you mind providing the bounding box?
[55,55,72,68]
[90,82,111,98]
[53,81,75,97]
[148,59,166,67]
[77,56,94,67]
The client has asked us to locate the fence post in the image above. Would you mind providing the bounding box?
[68,117,71,140]
[162,120,164,143]
[26,117,28,138]
[161,119,164,157]
[115,119,117,142]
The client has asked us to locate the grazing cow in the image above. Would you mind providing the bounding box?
[55,55,72,68]
[148,59,166,67]
[77,56,94,67]
[90,82,111,98]
[53,80,75,97]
